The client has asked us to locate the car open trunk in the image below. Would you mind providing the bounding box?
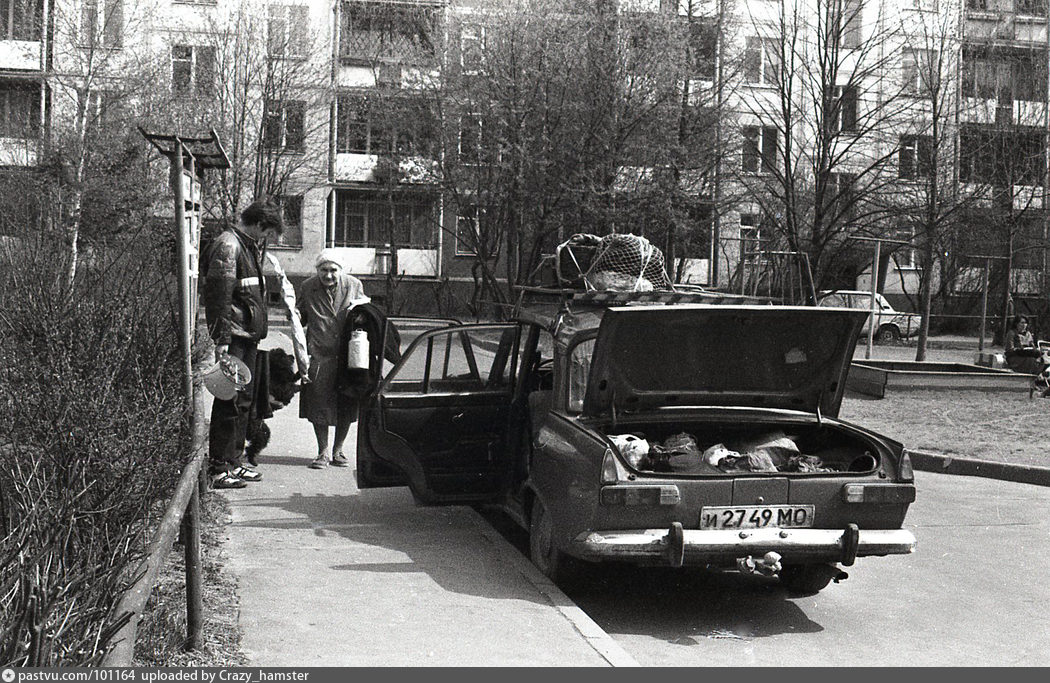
[598,417,883,476]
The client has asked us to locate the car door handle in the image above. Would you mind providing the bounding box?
[451,412,465,423]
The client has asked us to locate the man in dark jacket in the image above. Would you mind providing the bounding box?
[203,199,284,489]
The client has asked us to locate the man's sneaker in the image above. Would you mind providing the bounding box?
[308,455,330,470]
[232,466,262,482]
[331,453,351,468]
[212,472,247,490]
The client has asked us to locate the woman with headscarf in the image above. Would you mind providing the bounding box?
[296,249,369,469]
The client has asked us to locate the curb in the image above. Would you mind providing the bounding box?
[910,450,1050,487]
[468,510,640,667]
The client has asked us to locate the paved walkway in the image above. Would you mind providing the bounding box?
[215,331,636,667]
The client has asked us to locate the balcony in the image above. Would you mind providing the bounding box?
[334,154,439,184]
[0,40,42,71]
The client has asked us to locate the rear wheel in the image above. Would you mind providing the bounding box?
[529,498,577,584]
[779,563,844,594]
[876,325,901,344]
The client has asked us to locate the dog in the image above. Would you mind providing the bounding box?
[245,348,300,466]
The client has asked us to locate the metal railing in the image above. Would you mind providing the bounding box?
[101,376,207,665]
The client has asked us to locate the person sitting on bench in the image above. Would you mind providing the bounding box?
[1004,315,1046,375]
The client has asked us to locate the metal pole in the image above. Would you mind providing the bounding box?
[979,258,990,354]
[866,240,880,360]
[173,142,204,651]
[183,486,203,650]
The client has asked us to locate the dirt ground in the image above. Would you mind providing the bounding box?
[841,387,1050,469]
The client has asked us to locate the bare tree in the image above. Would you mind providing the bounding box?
[733,0,910,296]
[151,1,331,237]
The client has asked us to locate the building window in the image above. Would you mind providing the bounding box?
[460,24,485,74]
[899,135,933,180]
[0,80,40,138]
[825,172,854,216]
[458,112,499,165]
[340,1,438,63]
[455,204,497,257]
[268,194,303,248]
[743,37,779,86]
[172,45,216,96]
[332,191,437,249]
[965,0,987,9]
[831,86,858,132]
[742,126,777,174]
[890,227,917,269]
[335,95,437,157]
[263,100,305,152]
[268,4,309,58]
[1,0,43,40]
[910,0,938,10]
[689,20,717,80]
[903,49,937,96]
[962,57,1011,101]
[1016,0,1048,16]
[81,0,123,48]
[841,0,863,49]
[739,213,764,261]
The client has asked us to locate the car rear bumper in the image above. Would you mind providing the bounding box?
[569,526,916,566]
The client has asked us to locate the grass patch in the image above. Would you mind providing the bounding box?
[133,492,246,666]
[841,389,1050,468]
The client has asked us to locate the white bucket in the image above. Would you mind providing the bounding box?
[203,354,252,401]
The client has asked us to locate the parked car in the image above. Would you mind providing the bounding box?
[356,291,917,593]
[816,290,922,343]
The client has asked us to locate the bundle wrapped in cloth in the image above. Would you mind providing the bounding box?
[556,233,672,292]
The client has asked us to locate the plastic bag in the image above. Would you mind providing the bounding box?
[610,434,650,468]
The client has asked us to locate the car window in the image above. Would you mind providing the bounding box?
[567,338,596,413]
[819,294,847,307]
[384,326,517,393]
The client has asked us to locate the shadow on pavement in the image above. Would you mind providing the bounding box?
[229,488,553,606]
[564,565,824,644]
[477,507,823,644]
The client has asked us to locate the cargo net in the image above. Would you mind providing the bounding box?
[556,233,672,291]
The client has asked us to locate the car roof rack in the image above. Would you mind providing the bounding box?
[513,285,778,315]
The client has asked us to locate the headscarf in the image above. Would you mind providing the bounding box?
[315,248,344,270]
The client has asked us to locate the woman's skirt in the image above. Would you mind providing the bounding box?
[299,353,357,425]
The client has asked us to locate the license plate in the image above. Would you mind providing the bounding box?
[700,505,815,530]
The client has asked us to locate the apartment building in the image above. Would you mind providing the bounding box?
[3,0,1047,311]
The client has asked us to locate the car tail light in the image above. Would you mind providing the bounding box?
[898,450,914,482]
[601,485,681,507]
[600,448,620,484]
[841,483,916,504]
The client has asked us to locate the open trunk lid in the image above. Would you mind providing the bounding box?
[582,305,866,419]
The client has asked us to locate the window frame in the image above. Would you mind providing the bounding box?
[1,0,43,41]
[262,99,306,153]
[0,79,41,139]
[742,126,778,175]
[171,44,216,96]
[743,36,779,87]
[331,190,438,249]
[898,134,933,180]
[831,85,859,133]
[268,4,310,59]
[460,23,486,75]
[80,0,123,49]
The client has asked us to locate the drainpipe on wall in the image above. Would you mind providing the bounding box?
[328,0,341,253]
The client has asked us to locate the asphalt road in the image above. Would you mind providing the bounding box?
[538,470,1050,667]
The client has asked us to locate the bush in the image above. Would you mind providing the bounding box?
[0,229,187,665]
